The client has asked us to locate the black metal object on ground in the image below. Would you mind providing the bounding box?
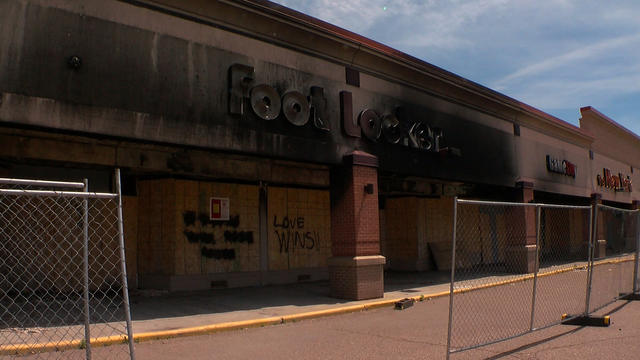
[561,314,610,327]
[395,298,415,310]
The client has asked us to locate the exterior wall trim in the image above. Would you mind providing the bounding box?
[118,0,594,146]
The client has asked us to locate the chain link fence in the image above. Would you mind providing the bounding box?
[587,204,640,313]
[0,171,135,359]
[446,201,537,352]
[533,205,591,330]
[446,198,639,359]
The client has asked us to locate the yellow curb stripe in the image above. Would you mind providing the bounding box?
[133,316,283,342]
[593,257,633,266]
[281,304,368,323]
[0,339,84,355]
[3,254,635,355]
[364,299,400,310]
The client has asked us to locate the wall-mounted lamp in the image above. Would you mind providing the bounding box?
[67,55,82,70]
[364,183,374,194]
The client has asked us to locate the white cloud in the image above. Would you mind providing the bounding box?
[272,0,640,131]
[394,0,512,49]
[494,33,640,87]
[275,0,512,49]
[274,0,419,34]
[511,72,640,110]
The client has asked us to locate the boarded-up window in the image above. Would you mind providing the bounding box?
[268,187,330,270]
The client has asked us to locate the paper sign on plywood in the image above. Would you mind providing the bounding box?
[210,197,230,221]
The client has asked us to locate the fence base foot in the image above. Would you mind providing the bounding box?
[394,298,415,310]
[561,314,610,327]
[620,293,640,301]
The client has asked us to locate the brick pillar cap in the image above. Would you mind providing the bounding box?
[344,150,378,168]
[516,181,534,189]
[328,255,386,267]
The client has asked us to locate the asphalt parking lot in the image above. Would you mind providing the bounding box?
[45,294,640,360]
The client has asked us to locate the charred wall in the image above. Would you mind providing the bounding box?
[0,0,516,187]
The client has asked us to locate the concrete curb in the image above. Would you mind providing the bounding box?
[1,255,633,355]
[131,291,455,346]
[0,292,449,355]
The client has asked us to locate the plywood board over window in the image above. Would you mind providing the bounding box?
[137,179,260,278]
[183,181,260,274]
[267,187,330,271]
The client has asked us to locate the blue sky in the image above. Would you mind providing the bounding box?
[270,0,640,136]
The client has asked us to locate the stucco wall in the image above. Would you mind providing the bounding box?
[515,125,591,198]
[590,153,638,203]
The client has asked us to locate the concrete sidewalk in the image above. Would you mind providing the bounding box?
[130,271,452,335]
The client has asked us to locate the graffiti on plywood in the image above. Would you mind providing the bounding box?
[182,211,253,261]
[273,215,319,253]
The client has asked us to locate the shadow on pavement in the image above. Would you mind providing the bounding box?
[129,270,452,322]
[483,301,633,360]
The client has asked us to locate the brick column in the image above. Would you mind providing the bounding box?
[591,193,606,259]
[505,181,537,273]
[328,151,385,300]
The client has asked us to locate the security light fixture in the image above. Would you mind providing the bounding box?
[364,183,374,194]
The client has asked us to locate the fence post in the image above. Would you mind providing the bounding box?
[82,179,92,359]
[529,205,541,331]
[585,195,600,315]
[116,169,136,359]
[633,201,640,294]
[445,197,458,360]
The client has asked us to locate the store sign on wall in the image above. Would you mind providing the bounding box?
[546,155,576,178]
[210,197,230,221]
[228,64,460,156]
[596,168,633,192]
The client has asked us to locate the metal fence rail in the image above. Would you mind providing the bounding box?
[446,198,639,359]
[0,170,135,359]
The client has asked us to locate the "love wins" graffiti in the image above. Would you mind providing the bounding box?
[273,215,319,253]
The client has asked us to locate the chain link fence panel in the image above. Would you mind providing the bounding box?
[587,204,639,313]
[532,205,591,330]
[635,210,640,294]
[447,199,624,356]
[0,175,134,359]
[447,198,640,359]
[447,201,538,353]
